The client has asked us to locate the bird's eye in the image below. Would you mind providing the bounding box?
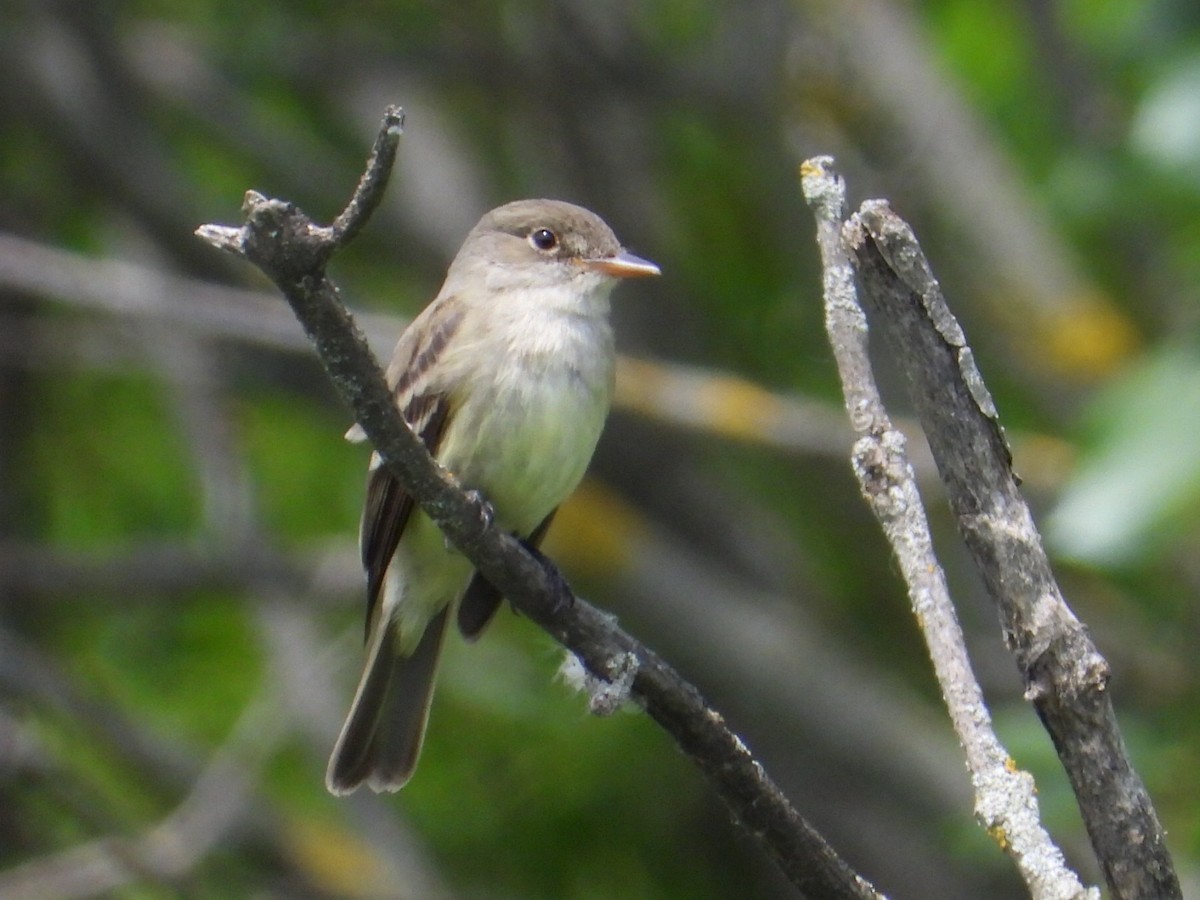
[529,228,558,251]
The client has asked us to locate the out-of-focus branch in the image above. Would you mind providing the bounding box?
[0,230,398,356]
[194,106,884,900]
[802,156,1096,900]
[796,0,1138,383]
[0,229,857,454]
[822,162,1178,899]
[616,356,878,459]
[2,5,216,273]
[0,229,1078,491]
[0,682,283,899]
[0,596,448,898]
[0,539,352,605]
[0,623,330,898]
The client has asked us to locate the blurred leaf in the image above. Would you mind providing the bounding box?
[30,367,198,543]
[237,389,362,540]
[1130,54,1200,185]
[1048,346,1200,565]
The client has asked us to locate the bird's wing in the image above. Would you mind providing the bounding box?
[359,298,465,639]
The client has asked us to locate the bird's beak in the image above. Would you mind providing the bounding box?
[584,251,661,279]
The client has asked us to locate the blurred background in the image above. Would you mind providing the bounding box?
[2,1,1199,897]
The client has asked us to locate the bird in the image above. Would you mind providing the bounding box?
[326,198,659,794]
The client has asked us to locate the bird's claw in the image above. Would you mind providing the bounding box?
[465,489,495,530]
[443,490,496,552]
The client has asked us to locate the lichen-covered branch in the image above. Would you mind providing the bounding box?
[802,156,1096,900]
[804,156,1177,900]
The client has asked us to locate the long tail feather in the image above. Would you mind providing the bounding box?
[326,605,450,794]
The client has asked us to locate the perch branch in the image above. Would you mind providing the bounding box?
[195,106,883,900]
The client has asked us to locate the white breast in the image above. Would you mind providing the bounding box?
[435,295,615,535]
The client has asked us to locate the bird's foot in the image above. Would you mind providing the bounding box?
[464,489,495,530]
[446,489,495,551]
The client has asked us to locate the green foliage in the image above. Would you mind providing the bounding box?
[237,387,363,540]
[67,593,260,742]
[4,0,1200,896]
[1048,346,1200,566]
[927,0,1059,162]
[30,366,199,544]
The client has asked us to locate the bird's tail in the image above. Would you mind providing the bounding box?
[325,605,449,794]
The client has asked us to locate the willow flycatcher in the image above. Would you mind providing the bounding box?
[326,199,659,794]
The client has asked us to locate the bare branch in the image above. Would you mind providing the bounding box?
[802,156,1097,900]
[809,159,1178,899]
[327,106,406,246]
[195,108,884,900]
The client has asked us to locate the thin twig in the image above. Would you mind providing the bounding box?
[195,107,885,900]
[801,156,1097,900]
[824,170,1178,899]
[326,107,406,246]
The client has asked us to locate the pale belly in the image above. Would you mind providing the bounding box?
[386,362,609,648]
[439,364,610,536]
[382,302,615,647]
